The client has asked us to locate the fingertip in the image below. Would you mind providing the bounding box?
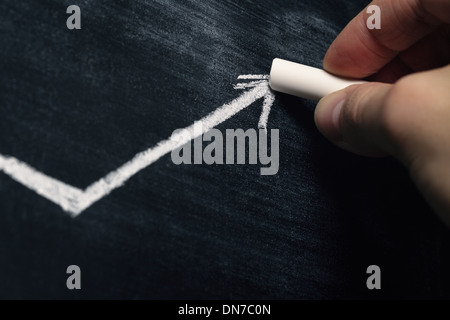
[315,82,393,157]
[322,45,336,73]
[315,90,347,143]
[315,89,371,156]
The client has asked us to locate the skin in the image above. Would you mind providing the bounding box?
[314,0,450,226]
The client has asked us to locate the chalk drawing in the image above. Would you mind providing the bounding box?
[237,75,270,80]
[0,75,275,216]
[233,80,267,90]
[232,77,274,132]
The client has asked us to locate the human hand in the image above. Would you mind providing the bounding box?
[314,0,450,225]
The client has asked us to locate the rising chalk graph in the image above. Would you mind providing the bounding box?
[0,75,275,216]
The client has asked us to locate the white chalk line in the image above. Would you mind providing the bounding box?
[259,93,275,133]
[233,80,267,90]
[237,74,270,80]
[0,155,84,213]
[0,75,274,216]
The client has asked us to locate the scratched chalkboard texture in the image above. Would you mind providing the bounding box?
[1,0,450,299]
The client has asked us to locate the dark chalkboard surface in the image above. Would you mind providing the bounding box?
[1,0,450,299]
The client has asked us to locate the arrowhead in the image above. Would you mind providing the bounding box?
[235,75,275,133]
[258,88,275,133]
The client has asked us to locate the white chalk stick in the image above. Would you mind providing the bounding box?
[269,58,366,101]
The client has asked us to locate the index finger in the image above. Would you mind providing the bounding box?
[323,0,450,78]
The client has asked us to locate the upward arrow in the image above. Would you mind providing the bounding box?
[0,75,274,216]
[234,74,275,133]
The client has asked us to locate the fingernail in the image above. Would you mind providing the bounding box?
[315,92,346,142]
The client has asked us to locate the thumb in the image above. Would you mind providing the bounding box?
[314,66,450,163]
[314,82,395,157]
[314,66,450,226]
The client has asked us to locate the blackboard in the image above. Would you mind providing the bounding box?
[1,0,450,299]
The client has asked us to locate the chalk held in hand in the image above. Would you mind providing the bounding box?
[269,58,366,101]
